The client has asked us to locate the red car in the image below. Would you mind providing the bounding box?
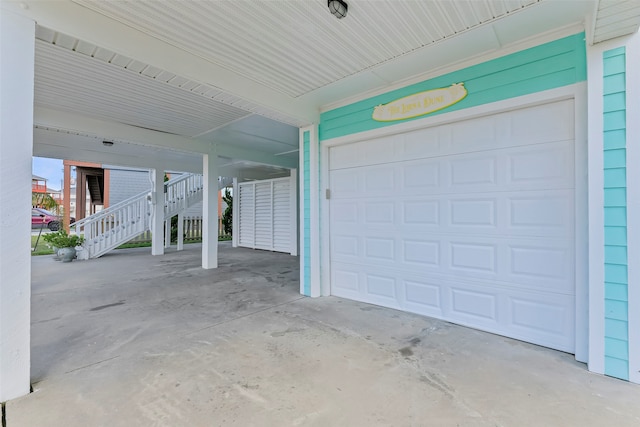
[32,208,62,231]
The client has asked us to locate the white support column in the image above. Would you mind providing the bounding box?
[289,169,298,256]
[587,41,606,375]
[150,167,165,256]
[177,212,184,251]
[232,177,239,248]
[0,9,35,401]
[202,147,219,269]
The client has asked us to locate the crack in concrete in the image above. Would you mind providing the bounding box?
[64,355,120,374]
[89,300,125,311]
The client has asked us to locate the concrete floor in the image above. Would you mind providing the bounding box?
[8,242,640,426]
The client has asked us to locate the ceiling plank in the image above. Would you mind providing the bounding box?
[7,0,318,124]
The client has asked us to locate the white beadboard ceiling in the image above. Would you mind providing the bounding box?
[35,37,252,138]
[592,0,640,43]
[19,0,640,173]
[73,0,543,98]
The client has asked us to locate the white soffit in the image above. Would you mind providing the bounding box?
[35,40,249,138]
[72,0,542,99]
[592,0,640,44]
[34,26,308,130]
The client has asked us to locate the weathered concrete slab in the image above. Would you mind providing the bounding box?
[8,243,640,426]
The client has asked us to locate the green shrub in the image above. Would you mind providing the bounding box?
[42,230,84,248]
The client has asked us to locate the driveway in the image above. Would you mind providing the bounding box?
[8,243,640,426]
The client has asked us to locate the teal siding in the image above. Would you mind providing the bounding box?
[302,131,311,296]
[320,33,586,141]
[603,47,628,381]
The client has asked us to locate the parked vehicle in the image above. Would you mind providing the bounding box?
[31,208,70,231]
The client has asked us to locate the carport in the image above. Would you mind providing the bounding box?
[2,0,640,408]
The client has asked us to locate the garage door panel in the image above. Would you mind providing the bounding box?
[507,243,574,293]
[402,162,441,190]
[507,142,574,187]
[402,200,440,225]
[330,134,399,170]
[332,259,575,351]
[403,279,444,316]
[329,142,360,170]
[451,115,501,152]
[365,166,395,192]
[366,273,398,303]
[364,201,395,224]
[332,267,361,296]
[506,294,575,352]
[449,155,498,187]
[402,126,445,159]
[330,200,359,225]
[510,99,574,144]
[331,142,573,200]
[330,232,575,289]
[402,190,574,238]
[330,100,575,173]
[450,241,498,273]
[329,100,576,352]
[403,240,440,266]
[329,169,360,197]
[364,237,395,261]
[450,287,499,323]
[449,198,497,227]
[508,191,574,236]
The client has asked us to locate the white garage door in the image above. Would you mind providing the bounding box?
[329,100,576,352]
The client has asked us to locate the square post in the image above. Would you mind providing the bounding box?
[0,10,35,401]
[150,167,165,256]
[202,147,219,269]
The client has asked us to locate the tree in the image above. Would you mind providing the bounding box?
[32,192,58,211]
[222,188,232,235]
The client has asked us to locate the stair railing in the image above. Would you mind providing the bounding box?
[164,173,204,219]
[70,190,152,259]
[70,173,230,259]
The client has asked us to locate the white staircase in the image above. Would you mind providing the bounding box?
[71,174,231,259]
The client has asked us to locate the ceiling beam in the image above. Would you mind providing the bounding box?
[215,144,297,170]
[35,107,211,153]
[33,128,203,173]
[6,0,318,124]
[34,107,298,169]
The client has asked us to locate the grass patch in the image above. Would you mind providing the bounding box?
[116,236,229,250]
[116,241,153,249]
[32,234,231,255]
[31,234,55,256]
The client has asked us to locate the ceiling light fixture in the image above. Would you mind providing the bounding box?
[102,140,114,147]
[328,0,348,19]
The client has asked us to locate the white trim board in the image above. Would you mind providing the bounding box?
[625,31,640,384]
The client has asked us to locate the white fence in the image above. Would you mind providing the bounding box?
[126,216,230,244]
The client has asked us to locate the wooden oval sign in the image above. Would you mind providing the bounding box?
[372,83,467,122]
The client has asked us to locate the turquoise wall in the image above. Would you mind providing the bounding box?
[302,130,311,296]
[320,33,587,141]
[602,47,629,381]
